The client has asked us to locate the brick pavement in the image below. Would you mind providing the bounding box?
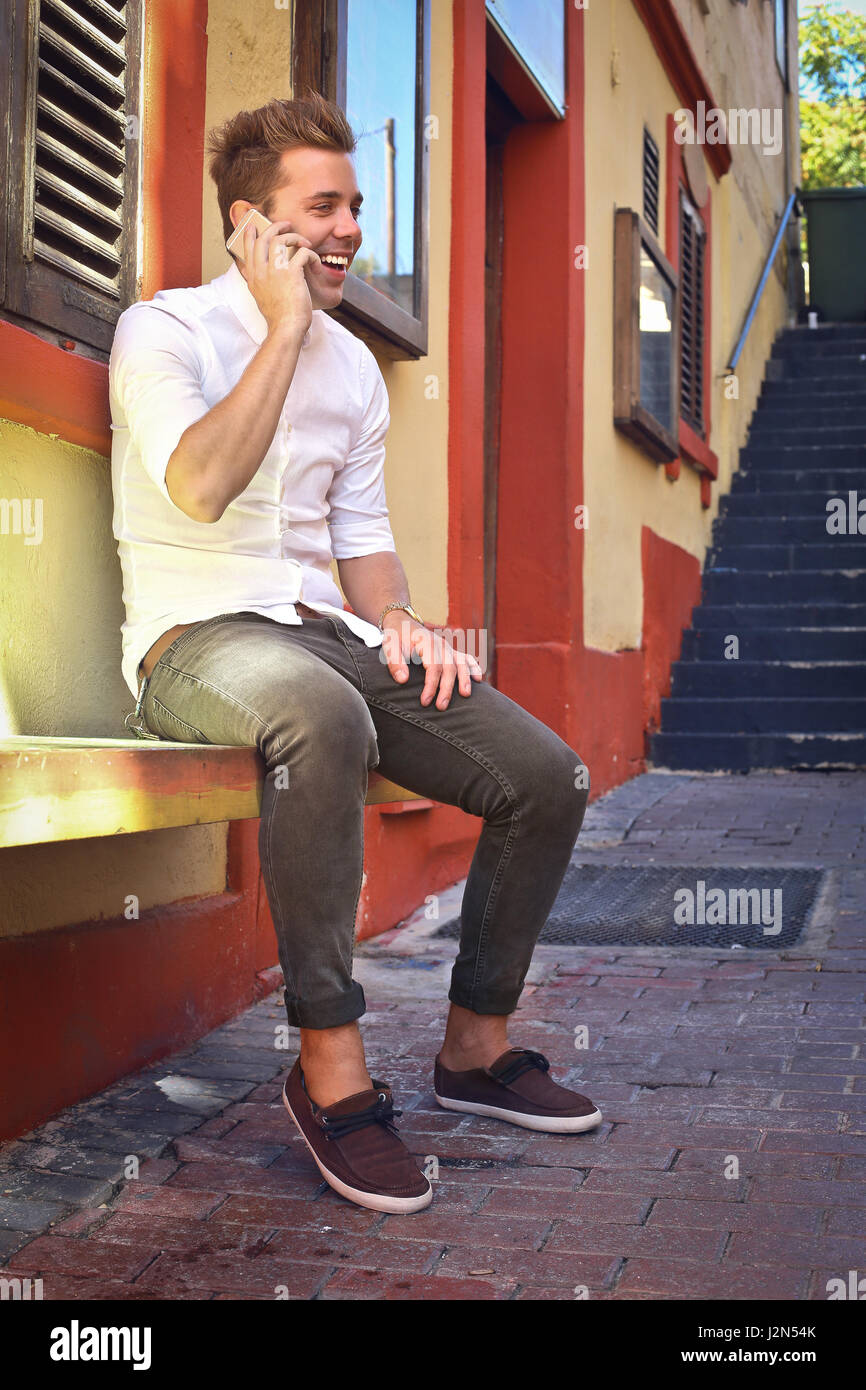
[1,771,864,1301]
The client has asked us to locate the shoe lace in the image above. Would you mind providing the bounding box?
[493,1049,550,1086]
[319,1091,403,1142]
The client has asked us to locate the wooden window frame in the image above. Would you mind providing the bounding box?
[0,0,143,359]
[292,0,431,361]
[613,207,680,465]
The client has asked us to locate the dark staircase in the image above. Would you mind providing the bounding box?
[650,323,866,771]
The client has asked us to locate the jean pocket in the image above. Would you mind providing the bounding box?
[149,694,211,745]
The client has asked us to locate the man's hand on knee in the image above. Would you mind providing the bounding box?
[380,618,483,709]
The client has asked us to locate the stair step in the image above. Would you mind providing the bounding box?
[722,491,863,518]
[692,603,866,628]
[772,339,866,359]
[670,661,866,698]
[659,698,866,733]
[714,516,865,542]
[708,543,866,570]
[751,407,866,429]
[741,446,866,468]
[649,731,866,772]
[747,425,866,447]
[761,378,866,400]
[780,324,866,342]
[681,627,866,661]
[770,357,866,378]
[703,571,866,603]
[731,469,865,494]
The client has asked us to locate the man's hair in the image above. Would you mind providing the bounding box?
[206,90,357,243]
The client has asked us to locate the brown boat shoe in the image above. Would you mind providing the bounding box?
[434,1046,603,1133]
[282,1058,433,1213]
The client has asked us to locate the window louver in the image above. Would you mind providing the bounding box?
[32,0,130,298]
[643,128,660,237]
[679,192,705,434]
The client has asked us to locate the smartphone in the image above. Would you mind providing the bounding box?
[226,208,272,260]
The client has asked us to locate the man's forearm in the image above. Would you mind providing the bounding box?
[166,319,307,523]
[337,551,412,627]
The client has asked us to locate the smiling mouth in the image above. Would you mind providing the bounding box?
[319,253,352,273]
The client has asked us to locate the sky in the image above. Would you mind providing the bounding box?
[801,0,866,14]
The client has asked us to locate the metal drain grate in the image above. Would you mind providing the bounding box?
[434,866,824,949]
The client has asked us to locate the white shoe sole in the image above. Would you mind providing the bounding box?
[434,1092,603,1133]
[282,1086,433,1213]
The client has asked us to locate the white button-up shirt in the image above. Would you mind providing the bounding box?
[109,260,395,697]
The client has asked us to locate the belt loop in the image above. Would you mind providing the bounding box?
[124,672,160,740]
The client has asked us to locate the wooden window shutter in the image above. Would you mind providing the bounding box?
[679,190,705,434]
[2,0,143,355]
[642,128,660,237]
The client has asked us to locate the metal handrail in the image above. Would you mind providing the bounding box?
[727,189,801,374]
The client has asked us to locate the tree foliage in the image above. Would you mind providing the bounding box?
[800,2,866,188]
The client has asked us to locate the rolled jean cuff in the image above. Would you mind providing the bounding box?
[447,982,521,1017]
[283,980,367,1029]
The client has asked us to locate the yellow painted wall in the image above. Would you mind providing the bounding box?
[201,0,452,624]
[583,0,794,652]
[0,419,229,935]
[0,826,229,938]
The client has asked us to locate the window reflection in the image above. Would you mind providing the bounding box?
[639,246,674,434]
[345,0,417,313]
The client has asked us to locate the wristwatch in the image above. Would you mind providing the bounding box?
[378,600,425,629]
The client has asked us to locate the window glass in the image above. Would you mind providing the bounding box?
[639,244,675,435]
[345,0,417,314]
[485,0,566,115]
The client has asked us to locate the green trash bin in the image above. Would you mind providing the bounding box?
[802,187,866,323]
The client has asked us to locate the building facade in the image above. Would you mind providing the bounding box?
[0,0,801,1136]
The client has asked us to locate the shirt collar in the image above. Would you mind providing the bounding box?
[215,259,314,349]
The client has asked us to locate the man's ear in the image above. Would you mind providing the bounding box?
[228,198,255,230]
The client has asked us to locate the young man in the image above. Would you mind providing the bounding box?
[110,92,601,1215]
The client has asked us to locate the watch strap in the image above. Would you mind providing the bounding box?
[378,601,424,629]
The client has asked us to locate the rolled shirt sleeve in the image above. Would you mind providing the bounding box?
[326,345,398,559]
[109,303,212,507]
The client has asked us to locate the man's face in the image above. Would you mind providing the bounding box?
[230,147,363,311]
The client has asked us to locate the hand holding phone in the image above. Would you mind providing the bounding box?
[226,208,321,337]
[225,207,272,259]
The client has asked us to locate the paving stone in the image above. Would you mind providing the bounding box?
[0,1169,115,1207]
[545,1221,727,1261]
[93,1211,282,1254]
[378,1211,551,1250]
[433,1244,620,1289]
[7,1235,158,1280]
[21,1122,171,1158]
[0,1230,39,1259]
[112,1186,227,1219]
[131,1251,334,1298]
[615,1258,808,1298]
[647,1197,824,1233]
[0,1270,207,1300]
[0,1197,70,1232]
[318,1269,513,1299]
